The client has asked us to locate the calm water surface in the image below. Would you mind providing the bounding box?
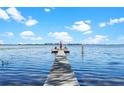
[0,45,124,86]
[0,45,54,85]
[68,45,124,86]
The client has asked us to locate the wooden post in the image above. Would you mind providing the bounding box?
[81,44,83,54]
[60,41,62,50]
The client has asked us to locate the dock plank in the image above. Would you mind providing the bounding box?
[44,50,79,86]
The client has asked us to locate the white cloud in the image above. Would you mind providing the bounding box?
[67,20,92,34]
[20,31,42,41]
[30,37,42,41]
[109,18,119,25]
[99,17,124,28]
[0,8,38,27]
[0,8,10,20]
[82,35,108,44]
[48,32,73,43]
[119,17,124,22]
[19,42,24,44]
[44,8,51,12]
[0,39,3,44]
[6,32,14,36]
[99,22,106,28]
[20,31,34,39]
[71,21,91,31]
[6,7,25,22]
[83,31,92,34]
[25,16,38,26]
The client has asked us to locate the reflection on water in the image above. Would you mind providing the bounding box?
[0,45,124,86]
[68,45,124,86]
[0,45,54,86]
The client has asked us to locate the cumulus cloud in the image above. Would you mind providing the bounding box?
[66,20,92,34]
[19,42,24,44]
[30,37,42,41]
[20,31,34,39]
[0,39,3,44]
[99,22,106,28]
[99,17,124,28]
[0,8,10,20]
[44,7,55,12]
[82,35,108,44]
[83,31,92,34]
[20,31,42,41]
[44,8,51,12]
[6,32,14,36]
[6,7,25,22]
[0,7,38,27]
[25,16,38,26]
[48,32,73,43]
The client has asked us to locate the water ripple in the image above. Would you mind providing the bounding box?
[68,45,124,86]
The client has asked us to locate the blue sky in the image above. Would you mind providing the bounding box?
[0,7,124,44]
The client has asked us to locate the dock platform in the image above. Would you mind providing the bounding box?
[51,49,70,53]
[44,50,79,86]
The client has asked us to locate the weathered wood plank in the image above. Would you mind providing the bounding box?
[44,50,79,86]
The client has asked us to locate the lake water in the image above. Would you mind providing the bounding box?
[0,45,124,86]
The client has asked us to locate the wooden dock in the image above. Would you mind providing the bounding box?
[51,49,70,53]
[44,50,79,86]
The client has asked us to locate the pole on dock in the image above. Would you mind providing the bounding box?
[60,41,62,50]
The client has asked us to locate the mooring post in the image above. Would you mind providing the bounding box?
[60,41,62,50]
[81,44,83,54]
